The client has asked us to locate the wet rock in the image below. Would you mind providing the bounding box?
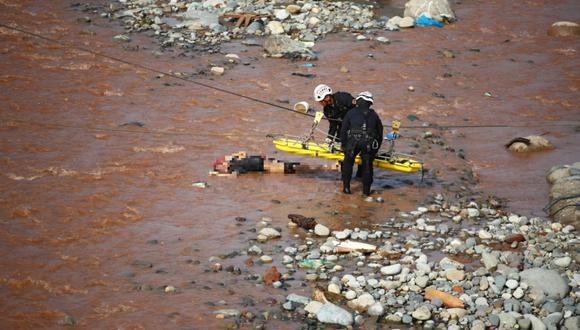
[260,255,273,263]
[478,229,492,240]
[548,21,580,37]
[499,313,517,329]
[506,135,553,153]
[376,36,390,44]
[520,268,570,299]
[113,34,131,42]
[399,17,415,28]
[314,224,330,237]
[246,21,263,35]
[445,269,465,281]
[210,66,226,76]
[258,227,281,239]
[404,0,456,22]
[447,308,467,320]
[248,245,262,255]
[563,316,579,330]
[266,21,285,35]
[286,4,301,14]
[274,9,290,21]
[518,318,532,330]
[543,312,562,329]
[347,293,375,312]
[288,214,317,230]
[263,266,281,285]
[368,302,385,316]
[214,309,241,318]
[553,256,571,268]
[287,293,310,305]
[316,303,353,326]
[164,285,176,293]
[58,315,76,326]
[381,264,402,276]
[505,233,526,243]
[412,305,432,320]
[524,314,547,330]
[305,301,323,314]
[481,252,499,271]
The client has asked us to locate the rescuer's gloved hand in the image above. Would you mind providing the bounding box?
[325,137,333,144]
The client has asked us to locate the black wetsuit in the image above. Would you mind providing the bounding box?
[323,92,355,141]
[340,103,383,196]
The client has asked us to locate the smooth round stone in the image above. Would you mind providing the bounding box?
[380,264,402,276]
[368,302,385,316]
[513,287,525,299]
[345,290,357,300]
[506,279,519,289]
[553,256,571,268]
[328,283,341,294]
[446,269,466,281]
[475,297,489,306]
[412,305,431,320]
[305,274,318,281]
[260,255,273,263]
[314,224,330,237]
[478,230,492,240]
[164,285,176,293]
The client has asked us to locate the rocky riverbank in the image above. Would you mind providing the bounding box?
[210,193,579,329]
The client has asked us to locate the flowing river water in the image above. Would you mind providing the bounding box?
[0,0,579,328]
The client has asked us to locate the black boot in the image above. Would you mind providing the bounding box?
[343,186,351,194]
[355,165,363,178]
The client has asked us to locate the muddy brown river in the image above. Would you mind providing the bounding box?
[0,0,579,328]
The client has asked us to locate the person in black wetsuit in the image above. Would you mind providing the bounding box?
[340,91,383,196]
[313,84,355,143]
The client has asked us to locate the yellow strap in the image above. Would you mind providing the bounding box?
[313,111,323,124]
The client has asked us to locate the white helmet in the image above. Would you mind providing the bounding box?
[356,91,373,104]
[313,84,333,102]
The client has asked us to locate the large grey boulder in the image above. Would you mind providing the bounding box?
[520,268,570,300]
[404,0,456,22]
[546,163,580,226]
[263,35,317,59]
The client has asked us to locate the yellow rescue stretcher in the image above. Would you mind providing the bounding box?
[269,112,423,174]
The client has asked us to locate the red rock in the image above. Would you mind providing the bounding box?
[263,266,281,285]
[504,234,526,243]
[452,285,463,293]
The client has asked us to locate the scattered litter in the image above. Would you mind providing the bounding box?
[291,72,316,78]
[293,101,309,113]
[302,63,316,68]
[416,15,444,28]
[192,181,209,188]
[335,240,377,253]
[484,91,493,97]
